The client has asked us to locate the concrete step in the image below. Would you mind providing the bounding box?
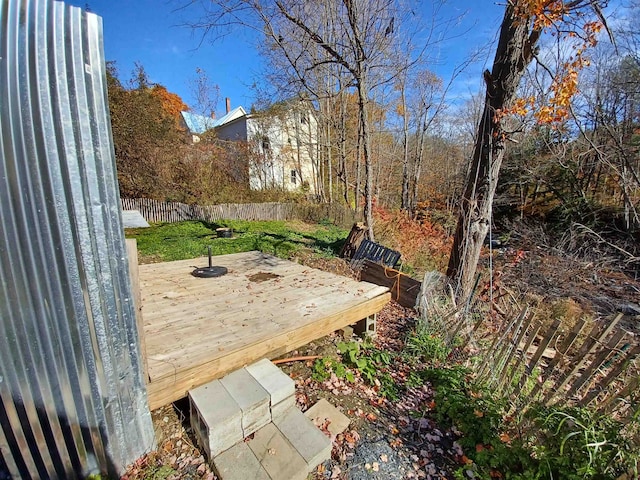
[189,359,338,480]
[220,368,271,437]
[189,379,243,458]
[273,406,332,472]
[190,358,296,456]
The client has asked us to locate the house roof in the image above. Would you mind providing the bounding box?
[214,106,247,127]
[181,106,248,134]
[181,111,217,134]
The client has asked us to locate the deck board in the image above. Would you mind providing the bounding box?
[140,251,390,409]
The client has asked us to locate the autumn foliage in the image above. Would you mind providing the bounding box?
[373,202,452,274]
[151,85,189,128]
[106,62,251,203]
[500,1,604,125]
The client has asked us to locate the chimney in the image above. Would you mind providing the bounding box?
[225,97,231,114]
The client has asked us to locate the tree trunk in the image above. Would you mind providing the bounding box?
[400,83,410,210]
[410,112,427,215]
[447,4,540,300]
[358,79,375,241]
[355,114,362,214]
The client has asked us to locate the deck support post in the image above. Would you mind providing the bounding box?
[354,314,377,338]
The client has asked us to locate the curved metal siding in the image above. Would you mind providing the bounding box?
[0,1,155,478]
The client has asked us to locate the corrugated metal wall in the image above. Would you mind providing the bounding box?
[0,1,155,478]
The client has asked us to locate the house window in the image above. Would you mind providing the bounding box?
[262,137,270,152]
[291,170,298,185]
[300,113,307,125]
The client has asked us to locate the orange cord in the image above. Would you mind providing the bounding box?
[383,266,402,301]
[272,355,321,365]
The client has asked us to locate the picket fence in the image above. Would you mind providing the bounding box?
[447,306,639,426]
[121,198,360,228]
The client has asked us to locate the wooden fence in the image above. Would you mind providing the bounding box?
[484,311,637,413]
[449,307,640,424]
[120,198,360,228]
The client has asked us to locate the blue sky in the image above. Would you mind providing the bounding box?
[66,0,507,114]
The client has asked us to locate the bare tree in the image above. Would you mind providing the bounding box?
[188,67,220,118]
[184,0,439,240]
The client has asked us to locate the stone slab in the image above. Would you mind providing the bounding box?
[189,380,243,457]
[273,407,331,472]
[247,423,307,480]
[245,358,295,407]
[271,395,297,419]
[212,440,271,480]
[121,209,150,228]
[304,399,350,441]
[220,368,270,436]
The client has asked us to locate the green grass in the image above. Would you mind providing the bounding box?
[125,220,348,263]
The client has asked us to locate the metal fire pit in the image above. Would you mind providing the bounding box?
[192,246,228,278]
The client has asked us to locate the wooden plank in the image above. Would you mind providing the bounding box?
[543,314,622,406]
[360,260,421,308]
[565,329,627,400]
[126,239,149,382]
[602,376,640,419]
[524,318,562,381]
[146,292,391,409]
[143,280,389,370]
[497,310,534,393]
[139,272,386,336]
[476,308,526,382]
[581,344,640,407]
[491,306,530,389]
[139,251,390,406]
[514,321,542,392]
[523,317,589,408]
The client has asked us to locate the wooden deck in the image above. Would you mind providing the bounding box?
[138,251,390,409]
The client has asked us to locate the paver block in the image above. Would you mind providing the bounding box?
[271,395,296,419]
[304,399,351,440]
[245,358,295,407]
[247,423,308,480]
[221,368,270,436]
[212,441,271,480]
[273,407,332,472]
[189,380,243,458]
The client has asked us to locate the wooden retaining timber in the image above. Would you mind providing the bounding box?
[120,198,360,228]
[359,260,422,309]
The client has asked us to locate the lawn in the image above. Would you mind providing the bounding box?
[125,219,348,264]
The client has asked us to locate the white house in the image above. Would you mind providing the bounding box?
[180,105,245,143]
[213,99,320,195]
